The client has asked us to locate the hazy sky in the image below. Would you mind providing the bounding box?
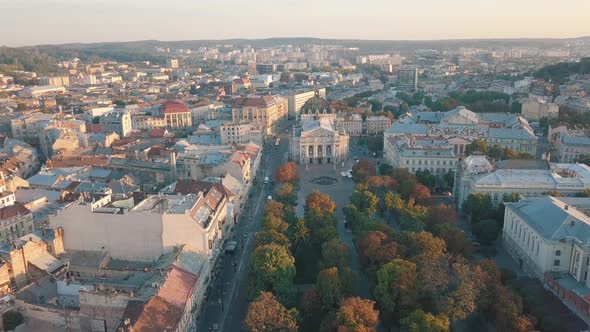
[2,0,589,46]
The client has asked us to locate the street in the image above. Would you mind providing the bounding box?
[197,128,291,332]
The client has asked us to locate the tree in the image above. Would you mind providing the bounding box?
[465,138,488,156]
[336,297,379,332]
[400,309,450,332]
[432,224,472,257]
[16,103,26,111]
[276,183,297,205]
[316,267,342,309]
[189,84,198,95]
[356,231,400,275]
[378,163,393,176]
[254,230,291,248]
[439,261,485,322]
[305,190,336,215]
[463,193,494,223]
[289,218,309,251]
[374,259,418,321]
[248,244,297,306]
[473,219,501,244]
[299,288,323,332]
[276,162,299,184]
[426,204,457,228]
[365,176,396,193]
[321,239,349,269]
[244,292,298,332]
[352,159,377,183]
[92,116,101,124]
[410,183,431,204]
[264,215,290,234]
[415,169,436,189]
[404,231,447,261]
[350,188,380,216]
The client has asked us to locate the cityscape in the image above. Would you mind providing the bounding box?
[1,2,590,332]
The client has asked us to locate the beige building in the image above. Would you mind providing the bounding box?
[164,101,192,128]
[231,96,288,135]
[521,99,559,122]
[219,122,263,145]
[366,115,392,135]
[384,135,457,175]
[38,76,70,86]
[49,190,229,263]
[337,113,363,136]
[290,92,349,164]
[131,114,167,130]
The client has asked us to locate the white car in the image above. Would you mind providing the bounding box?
[267,195,272,200]
[341,171,348,177]
[346,171,353,179]
[264,177,269,184]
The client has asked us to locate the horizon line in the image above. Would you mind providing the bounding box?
[4,35,590,48]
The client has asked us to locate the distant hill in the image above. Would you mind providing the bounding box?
[1,36,589,73]
[534,57,590,84]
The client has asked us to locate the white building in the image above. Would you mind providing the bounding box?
[219,122,263,145]
[455,155,590,207]
[384,135,457,175]
[385,106,538,157]
[549,125,590,163]
[99,112,132,137]
[503,196,590,322]
[49,190,229,263]
[290,92,349,164]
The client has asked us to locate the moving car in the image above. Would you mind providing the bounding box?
[264,177,269,184]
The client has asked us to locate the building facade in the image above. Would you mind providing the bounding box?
[231,96,287,135]
[384,135,457,175]
[99,112,132,138]
[290,92,349,164]
[164,101,192,129]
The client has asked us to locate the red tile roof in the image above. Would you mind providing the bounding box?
[0,203,31,221]
[156,265,198,309]
[131,296,182,332]
[164,100,190,114]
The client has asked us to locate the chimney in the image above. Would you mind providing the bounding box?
[565,205,569,211]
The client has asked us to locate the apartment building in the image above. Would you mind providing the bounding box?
[384,135,457,175]
[219,122,263,145]
[231,96,287,135]
[521,99,559,121]
[366,115,392,135]
[164,101,192,128]
[549,125,590,163]
[99,112,132,138]
[49,190,229,263]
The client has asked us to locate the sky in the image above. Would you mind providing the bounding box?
[1,0,589,47]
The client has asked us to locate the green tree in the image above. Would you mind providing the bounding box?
[473,219,501,244]
[374,259,418,321]
[248,244,297,306]
[244,292,298,332]
[336,297,380,332]
[350,187,380,216]
[321,239,350,269]
[264,215,290,234]
[400,309,450,332]
[463,193,494,223]
[254,230,291,248]
[415,169,436,189]
[92,116,101,124]
[189,84,198,95]
[465,138,489,156]
[316,267,357,309]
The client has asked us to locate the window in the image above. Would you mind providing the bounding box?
[554,260,560,266]
[555,250,561,256]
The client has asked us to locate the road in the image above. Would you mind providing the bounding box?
[197,127,291,332]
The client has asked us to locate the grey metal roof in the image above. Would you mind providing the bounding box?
[507,197,590,245]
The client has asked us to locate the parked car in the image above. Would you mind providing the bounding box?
[267,195,272,200]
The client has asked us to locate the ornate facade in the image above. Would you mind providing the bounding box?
[290,91,349,164]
